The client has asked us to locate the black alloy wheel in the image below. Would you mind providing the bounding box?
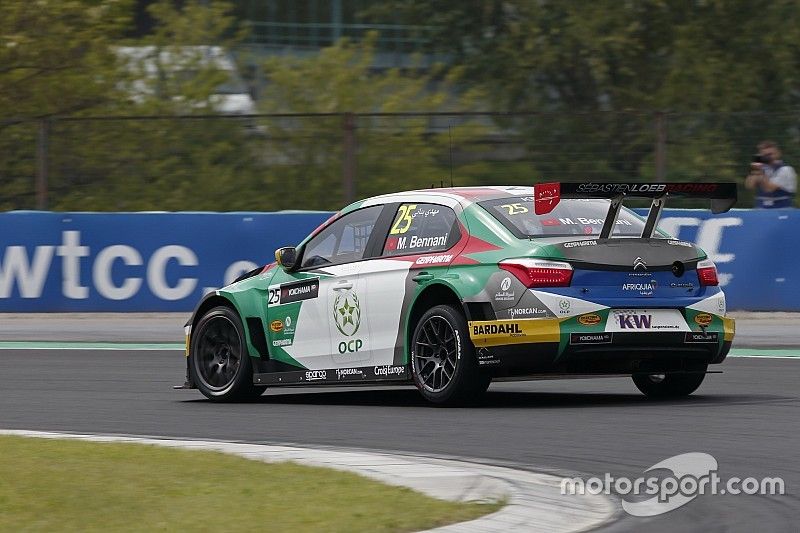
[411,304,490,405]
[190,306,265,402]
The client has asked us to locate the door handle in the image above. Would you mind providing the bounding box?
[333,281,353,291]
[412,272,434,283]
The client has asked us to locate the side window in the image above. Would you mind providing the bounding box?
[301,205,383,268]
[382,203,459,256]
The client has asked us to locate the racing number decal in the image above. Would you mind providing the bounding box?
[268,288,280,305]
[498,203,528,215]
[390,204,417,234]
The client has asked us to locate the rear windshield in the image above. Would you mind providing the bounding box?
[479,197,646,238]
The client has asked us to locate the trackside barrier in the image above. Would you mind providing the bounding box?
[0,209,795,311]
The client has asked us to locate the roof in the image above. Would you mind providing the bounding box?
[361,186,535,209]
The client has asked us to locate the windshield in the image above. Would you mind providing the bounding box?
[479,197,647,238]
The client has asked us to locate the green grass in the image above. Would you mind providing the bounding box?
[0,436,499,532]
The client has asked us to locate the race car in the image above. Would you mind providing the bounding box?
[180,182,737,404]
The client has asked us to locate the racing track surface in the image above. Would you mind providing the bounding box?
[1,348,797,532]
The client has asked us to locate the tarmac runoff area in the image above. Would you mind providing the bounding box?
[1,430,615,533]
[1,313,797,532]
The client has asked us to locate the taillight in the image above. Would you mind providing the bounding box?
[499,259,573,288]
[696,259,719,286]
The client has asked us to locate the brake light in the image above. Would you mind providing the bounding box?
[499,259,573,288]
[696,259,719,286]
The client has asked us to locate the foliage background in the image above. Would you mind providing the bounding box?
[2,0,800,211]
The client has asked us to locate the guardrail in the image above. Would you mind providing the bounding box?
[0,209,795,311]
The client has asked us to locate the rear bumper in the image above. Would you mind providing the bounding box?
[468,315,734,377]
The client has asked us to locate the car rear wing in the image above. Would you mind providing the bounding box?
[533,182,738,239]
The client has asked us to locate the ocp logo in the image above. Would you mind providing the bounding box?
[338,339,363,354]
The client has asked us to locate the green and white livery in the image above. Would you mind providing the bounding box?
[181,183,737,404]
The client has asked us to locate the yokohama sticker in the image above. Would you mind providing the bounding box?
[281,278,319,303]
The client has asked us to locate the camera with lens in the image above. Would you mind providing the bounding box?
[752,154,769,164]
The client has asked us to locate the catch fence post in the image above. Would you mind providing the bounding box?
[342,112,357,204]
[35,118,50,210]
[654,111,667,181]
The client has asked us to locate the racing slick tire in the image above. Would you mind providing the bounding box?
[190,306,266,402]
[411,305,491,405]
[632,369,707,398]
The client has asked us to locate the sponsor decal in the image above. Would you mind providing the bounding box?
[575,183,719,195]
[304,370,327,381]
[534,182,561,215]
[374,365,405,376]
[608,309,687,332]
[633,256,648,271]
[570,332,613,345]
[269,320,284,332]
[333,289,361,336]
[272,339,292,347]
[578,313,602,326]
[338,339,363,353]
[260,365,411,385]
[284,316,292,328]
[476,350,501,366]
[694,313,713,327]
[563,240,598,248]
[336,367,364,380]
[670,282,694,288]
[494,276,515,302]
[268,278,319,306]
[472,323,524,336]
[618,313,653,329]
[685,332,719,343]
[282,279,319,302]
[558,299,571,315]
[667,240,692,248]
[622,280,658,296]
[509,307,549,319]
[415,254,453,265]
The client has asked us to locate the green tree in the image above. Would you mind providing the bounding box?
[371,0,800,201]
[258,33,486,208]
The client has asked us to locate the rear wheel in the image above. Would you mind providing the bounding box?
[632,369,707,398]
[190,306,266,402]
[411,305,490,405]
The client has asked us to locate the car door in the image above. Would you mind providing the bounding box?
[266,204,386,372]
[360,202,463,367]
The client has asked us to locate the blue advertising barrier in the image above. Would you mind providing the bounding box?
[0,211,331,312]
[0,209,796,311]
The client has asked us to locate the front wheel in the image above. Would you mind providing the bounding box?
[411,305,490,405]
[632,369,707,398]
[190,306,266,402]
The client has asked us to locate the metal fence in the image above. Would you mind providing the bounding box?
[2,111,798,212]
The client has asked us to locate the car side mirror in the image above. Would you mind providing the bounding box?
[275,246,298,270]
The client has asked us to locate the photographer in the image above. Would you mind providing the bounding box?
[745,140,796,208]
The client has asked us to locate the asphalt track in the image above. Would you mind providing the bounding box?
[1,313,798,531]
